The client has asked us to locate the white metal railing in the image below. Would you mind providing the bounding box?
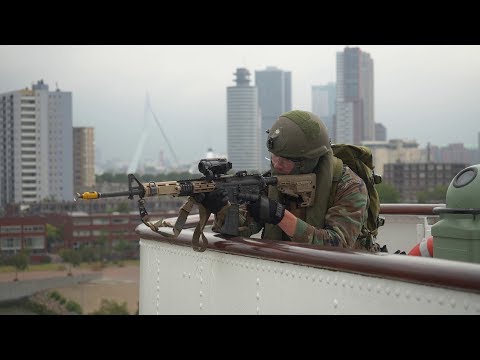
[137,206,480,315]
[139,237,480,314]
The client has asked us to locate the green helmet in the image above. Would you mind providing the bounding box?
[267,110,331,160]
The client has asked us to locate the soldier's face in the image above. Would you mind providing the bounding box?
[271,154,295,175]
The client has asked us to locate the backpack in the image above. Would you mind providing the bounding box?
[328,144,384,246]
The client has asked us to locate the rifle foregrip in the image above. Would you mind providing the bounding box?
[221,204,240,236]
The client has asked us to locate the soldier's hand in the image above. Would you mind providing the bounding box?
[247,195,285,225]
[200,188,229,213]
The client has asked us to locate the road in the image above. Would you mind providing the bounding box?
[0,265,140,315]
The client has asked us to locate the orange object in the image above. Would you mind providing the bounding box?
[408,236,434,257]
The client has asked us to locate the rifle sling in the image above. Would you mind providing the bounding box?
[192,202,209,252]
[139,197,208,252]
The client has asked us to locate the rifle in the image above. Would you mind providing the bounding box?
[77,158,316,251]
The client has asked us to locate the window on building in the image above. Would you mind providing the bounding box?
[23,225,45,233]
[73,218,91,226]
[111,218,129,224]
[24,236,45,249]
[73,230,91,237]
[0,225,22,234]
[92,218,109,225]
[1,237,21,249]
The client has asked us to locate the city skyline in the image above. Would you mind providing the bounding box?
[1,45,479,166]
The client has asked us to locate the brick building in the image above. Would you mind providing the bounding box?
[0,211,175,256]
[0,216,47,255]
[383,162,467,203]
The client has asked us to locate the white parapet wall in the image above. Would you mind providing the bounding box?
[376,214,437,252]
[139,236,480,315]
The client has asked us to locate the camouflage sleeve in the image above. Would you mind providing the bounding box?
[291,167,368,248]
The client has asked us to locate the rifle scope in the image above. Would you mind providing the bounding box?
[198,158,232,180]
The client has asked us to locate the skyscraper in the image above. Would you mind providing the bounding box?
[335,47,374,144]
[227,68,261,171]
[0,80,73,210]
[73,127,95,192]
[255,66,291,170]
[375,123,387,141]
[312,82,336,139]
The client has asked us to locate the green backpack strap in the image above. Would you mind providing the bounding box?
[328,157,344,209]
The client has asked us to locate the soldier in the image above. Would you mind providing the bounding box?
[201,110,376,251]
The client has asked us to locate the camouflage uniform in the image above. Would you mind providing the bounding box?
[212,165,369,249]
[291,165,368,249]
[212,109,375,252]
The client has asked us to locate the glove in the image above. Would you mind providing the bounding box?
[200,188,229,213]
[247,195,285,225]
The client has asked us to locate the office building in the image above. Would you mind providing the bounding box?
[375,123,387,141]
[255,66,291,170]
[312,82,336,139]
[227,68,261,171]
[336,47,374,144]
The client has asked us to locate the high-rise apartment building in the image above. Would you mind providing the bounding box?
[227,68,261,171]
[375,123,387,141]
[0,80,73,210]
[255,66,291,170]
[312,82,336,140]
[73,127,95,192]
[336,47,374,144]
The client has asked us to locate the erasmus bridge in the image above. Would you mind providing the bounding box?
[127,94,180,173]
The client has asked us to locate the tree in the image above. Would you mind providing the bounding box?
[115,202,130,213]
[46,223,63,252]
[90,299,130,315]
[11,250,29,281]
[79,245,96,263]
[59,248,81,276]
[417,185,448,204]
[94,231,110,262]
[42,195,57,202]
[96,171,196,184]
[376,182,401,203]
[113,239,136,262]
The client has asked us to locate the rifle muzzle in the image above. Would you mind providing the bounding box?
[76,191,100,200]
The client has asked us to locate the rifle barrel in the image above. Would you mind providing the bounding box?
[76,189,143,200]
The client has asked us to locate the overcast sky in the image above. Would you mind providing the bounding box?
[1,45,479,167]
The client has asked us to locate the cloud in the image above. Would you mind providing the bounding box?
[1,45,479,167]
